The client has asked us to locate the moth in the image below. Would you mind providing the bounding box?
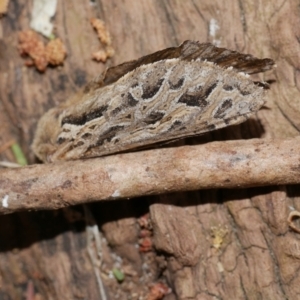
[32,40,275,162]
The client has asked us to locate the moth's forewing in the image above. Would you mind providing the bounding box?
[32,41,274,162]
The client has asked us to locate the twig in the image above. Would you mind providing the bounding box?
[0,161,22,168]
[0,137,300,215]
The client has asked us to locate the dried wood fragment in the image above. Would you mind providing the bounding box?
[0,137,299,214]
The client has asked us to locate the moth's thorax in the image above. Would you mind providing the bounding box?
[32,41,274,162]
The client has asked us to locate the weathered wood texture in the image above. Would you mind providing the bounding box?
[0,0,300,299]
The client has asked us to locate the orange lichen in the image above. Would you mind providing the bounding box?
[90,18,111,45]
[45,38,67,66]
[90,18,115,63]
[18,30,48,72]
[18,30,67,72]
[91,49,110,63]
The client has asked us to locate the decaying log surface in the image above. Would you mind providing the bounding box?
[0,0,300,299]
[1,138,300,215]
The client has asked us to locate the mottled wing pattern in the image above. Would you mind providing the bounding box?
[32,41,275,162]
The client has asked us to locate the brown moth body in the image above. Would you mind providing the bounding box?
[32,41,275,162]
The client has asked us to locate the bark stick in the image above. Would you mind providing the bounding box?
[1,137,299,214]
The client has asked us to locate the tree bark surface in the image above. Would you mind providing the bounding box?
[0,0,300,299]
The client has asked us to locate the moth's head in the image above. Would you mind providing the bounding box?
[32,108,62,163]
